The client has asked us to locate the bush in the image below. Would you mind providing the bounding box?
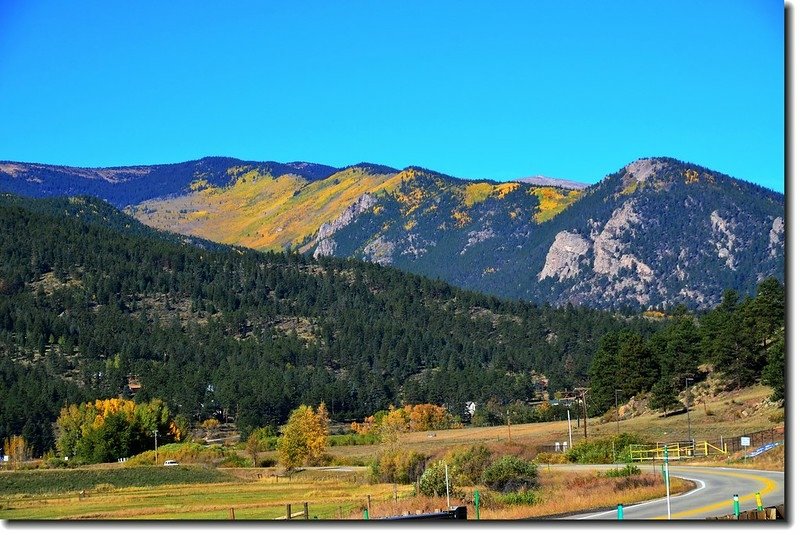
[481,455,538,493]
[768,410,784,423]
[604,464,641,478]
[495,489,542,506]
[534,452,568,464]
[370,449,427,484]
[565,434,643,464]
[328,433,381,447]
[444,445,492,486]
[419,461,450,497]
[126,442,229,466]
[258,458,277,467]
[218,453,250,468]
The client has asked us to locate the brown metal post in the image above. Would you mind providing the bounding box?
[229,507,235,520]
[304,502,309,519]
[367,495,372,517]
[286,503,291,520]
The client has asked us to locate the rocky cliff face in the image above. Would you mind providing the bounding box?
[538,231,591,281]
[313,193,377,258]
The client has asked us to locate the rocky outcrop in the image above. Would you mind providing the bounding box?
[538,231,591,281]
[401,233,435,259]
[461,227,496,255]
[620,158,667,188]
[362,235,395,266]
[769,217,784,258]
[593,201,652,281]
[709,210,736,270]
[313,194,377,258]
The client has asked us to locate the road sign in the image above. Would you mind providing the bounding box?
[740,436,751,447]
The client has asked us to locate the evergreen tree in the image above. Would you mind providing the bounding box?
[649,378,680,415]
[763,330,785,402]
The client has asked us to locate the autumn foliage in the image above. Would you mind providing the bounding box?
[350,403,461,438]
[55,398,181,464]
[277,403,329,469]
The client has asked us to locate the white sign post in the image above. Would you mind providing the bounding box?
[740,436,751,447]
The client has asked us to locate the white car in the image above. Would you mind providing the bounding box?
[163,459,179,466]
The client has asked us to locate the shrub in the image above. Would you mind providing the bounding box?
[495,489,542,506]
[444,445,492,486]
[370,449,427,484]
[481,455,538,493]
[768,411,784,423]
[328,433,381,447]
[126,442,228,466]
[565,434,643,464]
[218,453,250,468]
[534,452,568,464]
[419,461,450,497]
[258,458,277,467]
[604,464,641,478]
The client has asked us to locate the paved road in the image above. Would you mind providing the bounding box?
[560,465,784,520]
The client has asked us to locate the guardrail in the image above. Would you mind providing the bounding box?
[629,441,727,461]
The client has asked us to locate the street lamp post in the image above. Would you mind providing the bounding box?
[685,377,693,451]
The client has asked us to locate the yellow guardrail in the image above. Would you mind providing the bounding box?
[629,441,727,461]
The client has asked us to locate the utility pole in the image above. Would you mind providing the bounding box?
[567,409,573,449]
[154,429,159,465]
[576,388,588,439]
[506,409,511,442]
[614,389,623,436]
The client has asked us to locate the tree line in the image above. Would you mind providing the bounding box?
[589,278,784,416]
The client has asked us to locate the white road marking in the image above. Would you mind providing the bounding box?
[574,476,707,519]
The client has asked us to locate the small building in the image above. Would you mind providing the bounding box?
[127,375,142,393]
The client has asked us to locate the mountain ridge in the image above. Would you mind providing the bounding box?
[0,155,784,310]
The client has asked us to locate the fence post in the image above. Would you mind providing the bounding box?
[286,503,291,520]
[304,502,309,519]
[733,494,740,518]
[617,504,623,520]
[474,489,480,520]
[229,507,235,520]
[367,495,371,518]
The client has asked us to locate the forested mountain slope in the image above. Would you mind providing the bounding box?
[0,195,658,454]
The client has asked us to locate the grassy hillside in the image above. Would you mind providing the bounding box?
[130,165,581,252]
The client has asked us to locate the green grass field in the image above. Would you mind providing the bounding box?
[0,467,398,520]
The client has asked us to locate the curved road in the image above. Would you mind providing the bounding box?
[558,465,784,520]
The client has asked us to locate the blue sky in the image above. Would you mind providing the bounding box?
[0,0,785,191]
